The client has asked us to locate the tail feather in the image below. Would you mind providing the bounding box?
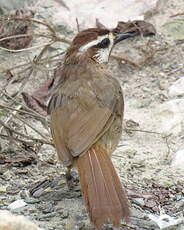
[76,145,130,229]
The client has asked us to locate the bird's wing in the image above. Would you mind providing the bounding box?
[48,77,121,164]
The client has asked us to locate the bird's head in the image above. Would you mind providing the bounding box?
[64,28,133,64]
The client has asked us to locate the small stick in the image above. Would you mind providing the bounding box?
[12,112,49,140]
[0,34,31,43]
[170,12,184,17]
[76,18,80,32]
[0,105,21,133]
[10,17,57,36]
[0,41,53,53]
[124,128,162,135]
[0,120,53,146]
[0,90,45,120]
[0,104,46,119]
[111,54,139,67]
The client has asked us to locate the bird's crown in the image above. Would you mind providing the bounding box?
[65,28,132,64]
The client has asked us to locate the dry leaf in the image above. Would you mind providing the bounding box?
[113,20,156,37]
[0,9,34,50]
[32,79,54,101]
[22,92,47,116]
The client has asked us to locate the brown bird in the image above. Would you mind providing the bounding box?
[48,28,132,229]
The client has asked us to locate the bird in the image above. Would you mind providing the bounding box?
[48,28,133,229]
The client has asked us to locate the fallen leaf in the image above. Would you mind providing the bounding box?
[0,9,34,50]
[22,92,48,116]
[0,154,36,167]
[32,79,55,101]
[113,20,156,37]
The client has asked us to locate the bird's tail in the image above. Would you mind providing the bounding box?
[76,145,130,229]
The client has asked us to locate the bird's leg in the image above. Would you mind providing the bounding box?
[65,165,72,181]
[65,165,79,190]
[65,166,73,190]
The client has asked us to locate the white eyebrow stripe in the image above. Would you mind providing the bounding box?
[79,35,108,54]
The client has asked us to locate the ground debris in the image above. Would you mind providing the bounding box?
[0,9,34,50]
[22,92,48,117]
[128,183,184,213]
[0,152,36,166]
[113,20,156,37]
[148,213,184,229]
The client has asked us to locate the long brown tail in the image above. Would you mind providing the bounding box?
[76,145,130,229]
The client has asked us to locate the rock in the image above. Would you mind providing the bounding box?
[51,0,163,31]
[8,199,27,210]
[0,185,8,193]
[169,77,184,97]
[148,213,184,229]
[0,0,35,15]
[172,149,184,169]
[158,80,169,90]
[163,19,184,40]
[0,210,41,230]
[155,99,184,135]
[132,198,145,207]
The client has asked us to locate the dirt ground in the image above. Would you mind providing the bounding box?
[0,0,184,229]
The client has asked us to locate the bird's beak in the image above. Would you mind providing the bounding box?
[114,32,135,45]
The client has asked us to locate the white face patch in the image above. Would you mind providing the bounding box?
[78,33,115,63]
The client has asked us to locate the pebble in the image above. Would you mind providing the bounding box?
[8,199,27,210]
[0,185,8,193]
[169,77,184,97]
[25,197,40,204]
[172,149,184,169]
[132,198,145,207]
[155,99,184,135]
[148,214,184,229]
[158,80,169,90]
[0,210,41,230]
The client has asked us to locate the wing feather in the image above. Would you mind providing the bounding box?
[48,77,121,165]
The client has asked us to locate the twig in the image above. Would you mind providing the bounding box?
[0,104,46,119]
[10,17,71,44]
[53,0,70,10]
[6,41,55,98]
[124,128,162,135]
[56,36,71,44]
[76,18,80,32]
[0,133,29,145]
[39,51,65,62]
[0,41,53,53]
[10,17,57,36]
[0,34,31,43]
[138,50,156,66]
[170,12,184,18]
[12,112,49,140]
[12,68,34,98]
[162,134,172,160]
[5,66,31,88]
[0,62,30,74]
[34,41,53,61]
[0,105,21,133]
[1,51,65,74]
[113,154,125,159]
[0,90,45,120]
[111,54,139,67]
[0,120,53,146]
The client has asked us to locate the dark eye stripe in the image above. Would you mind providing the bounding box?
[97,38,110,48]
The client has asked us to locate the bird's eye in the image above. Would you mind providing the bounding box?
[97,38,110,48]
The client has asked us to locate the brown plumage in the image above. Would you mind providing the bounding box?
[48,28,131,228]
[77,145,129,228]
